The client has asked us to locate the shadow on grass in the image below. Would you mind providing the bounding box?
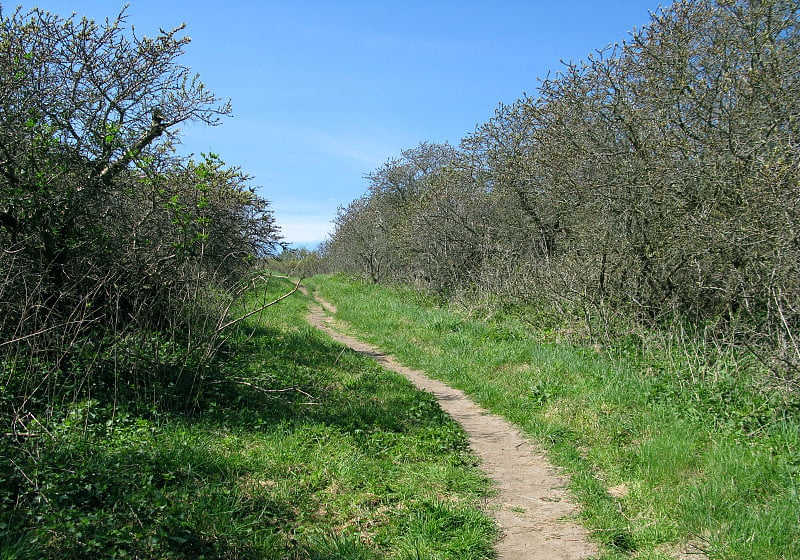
[2,294,483,560]
[197,320,459,436]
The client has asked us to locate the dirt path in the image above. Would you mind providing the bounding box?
[305,293,597,560]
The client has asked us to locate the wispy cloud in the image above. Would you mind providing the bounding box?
[248,119,409,169]
[277,214,334,245]
[304,126,403,168]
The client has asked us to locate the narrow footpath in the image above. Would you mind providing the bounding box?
[305,293,597,560]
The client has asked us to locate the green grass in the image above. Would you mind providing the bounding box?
[307,273,800,560]
[1,276,496,559]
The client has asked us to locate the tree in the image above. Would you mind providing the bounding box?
[325,142,481,291]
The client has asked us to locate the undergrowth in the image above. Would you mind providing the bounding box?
[0,276,496,559]
[308,273,800,560]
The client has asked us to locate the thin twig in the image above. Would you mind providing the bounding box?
[216,278,303,332]
[209,378,317,401]
[332,346,347,367]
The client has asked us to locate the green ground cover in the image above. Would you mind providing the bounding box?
[1,276,496,559]
[308,274,800,560]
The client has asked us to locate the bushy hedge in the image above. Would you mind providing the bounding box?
[0,7,280,426]
[324,0,800,376]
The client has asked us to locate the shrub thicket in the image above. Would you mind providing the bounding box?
[324,0,800,377]
[0,7,281,429]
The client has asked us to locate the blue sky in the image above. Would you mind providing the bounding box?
[16,1,657,246]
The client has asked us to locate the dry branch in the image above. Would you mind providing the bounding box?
[216,277,303,332]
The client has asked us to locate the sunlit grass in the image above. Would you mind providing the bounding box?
[308,273,800,560]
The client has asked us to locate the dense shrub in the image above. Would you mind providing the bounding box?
[0,7,280,425]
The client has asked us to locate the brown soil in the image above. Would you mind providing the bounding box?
[305,293,598,560]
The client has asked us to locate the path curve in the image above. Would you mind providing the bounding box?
[305,293,597,560]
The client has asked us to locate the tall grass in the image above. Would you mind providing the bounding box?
[308,274,800,560]
[1,276,496,559]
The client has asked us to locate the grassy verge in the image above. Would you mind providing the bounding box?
[1,276,496,559]
[307,274,800,560]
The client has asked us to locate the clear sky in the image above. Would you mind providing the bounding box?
[14,1,658,247]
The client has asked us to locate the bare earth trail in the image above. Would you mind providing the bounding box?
[304,291,597,560]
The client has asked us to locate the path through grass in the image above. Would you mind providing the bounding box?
[1,276,496,559]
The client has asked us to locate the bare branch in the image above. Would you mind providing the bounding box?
[216,277,303,332]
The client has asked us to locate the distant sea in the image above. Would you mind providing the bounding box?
[283,241,322,252]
